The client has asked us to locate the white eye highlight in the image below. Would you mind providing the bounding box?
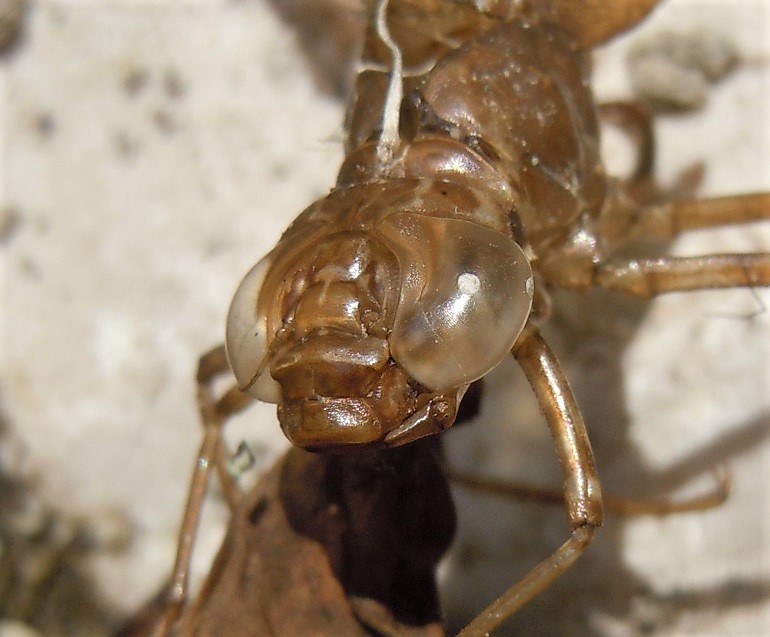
[456,272,480,295]
[378,213,533,391]
[225,256,281,403]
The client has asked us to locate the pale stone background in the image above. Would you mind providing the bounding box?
[0,0,768,635]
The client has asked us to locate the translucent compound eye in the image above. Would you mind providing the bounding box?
[378,213,533,391]
[225,255,281,403]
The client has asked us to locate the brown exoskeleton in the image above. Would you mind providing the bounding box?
[147,1,770,635]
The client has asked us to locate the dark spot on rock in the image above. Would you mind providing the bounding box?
[0,0,27,54]
[123,67,149,97]
[153,109,177,134]
[33,112,55,139]
[271,162,290,180]
[163,68,186,99]
[114,130,141,158]
[18,255,41,279]
[0,207,21,243]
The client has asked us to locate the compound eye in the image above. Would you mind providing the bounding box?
[378,213,533,391]
[225,255,281,403]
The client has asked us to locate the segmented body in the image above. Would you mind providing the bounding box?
[344,0,605,261]
[155,1,770,636]
[225,1,646,450]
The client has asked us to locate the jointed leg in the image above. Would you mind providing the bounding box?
[599,101,655,193]
[196,346,254,509]
[546,192,770,297]
[457,331,603,637]
[155,345,254,636]
[600,192,770,245]
[594,252,770,297]
[632,193,770,239]
[448,465,730,516]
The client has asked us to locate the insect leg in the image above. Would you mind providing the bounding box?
[547,193,770,295]
[197,345,254,509]
[154,345,254,636]
[594,252,770,297]
[603,192,770,243]
[457,331,603,637]
[599,101,655,189]
[448,465,729,516]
